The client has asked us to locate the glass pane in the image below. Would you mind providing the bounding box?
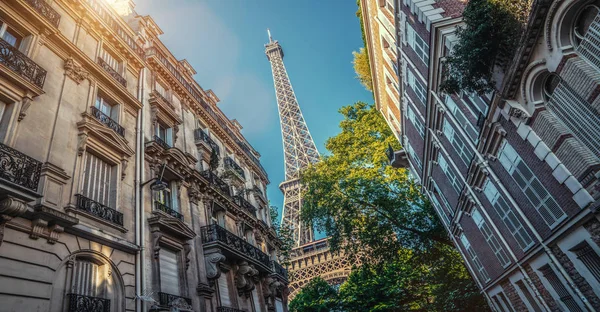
[2,31,18,47]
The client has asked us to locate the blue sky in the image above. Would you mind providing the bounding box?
[134,0,373,222]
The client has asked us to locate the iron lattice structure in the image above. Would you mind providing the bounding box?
[265,31,354,301]
[265,30,319,246]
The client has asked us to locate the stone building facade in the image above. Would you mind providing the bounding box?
[0,0,288,311]
[362,0,600,311]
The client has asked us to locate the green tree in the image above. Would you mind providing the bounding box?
[353,48,373,92]
[289,277,340,312]
[270,205,295,264]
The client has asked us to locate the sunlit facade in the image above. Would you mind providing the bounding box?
[363,0,600,311]
[0,0,287,311]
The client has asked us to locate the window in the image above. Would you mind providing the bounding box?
[514,280,543,312]
[438,154,462,194]
[483,180,534,250]
[443,118,473,166]
[433,181,453,218]
[73,259,102,297]
[159,248,181,296]
[407,70,427,104]
[155,80,168,98]
[445,95,478,143]
[155,123,173,147]
[493,292,515,312]
[81,152,116,207]
[570,241,600,283]
[539,264,584,312]
[460,233,490,282]
[100,48,121,73]
[406,23,429,65]
[407,106,424,138]
[155,181,178,212]
[406,142,422,171]
[575,6,600,70]
[471,209,511,267]
[498,141,565,227]
[95,93,119,121]
[218,272,231,307]
[0,22,22,48]
[430,192,450,225]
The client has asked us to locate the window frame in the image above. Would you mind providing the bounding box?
[406,22,429,65]
[438,154,462,194]
[471,209,511,267]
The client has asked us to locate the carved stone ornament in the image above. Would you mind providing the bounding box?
[152,231,163,259]
[183,242,191,271]
[169,297,193,310]
[188,184,202,204]
[121,159,128,181]
[196,282,215,298]
[77,133,88,156]
[505,100,530,120]
[64,57,89,84]
[205,251,226,281]
[235,260,259,296]
[0,197,28,246]
[18,98,31,122]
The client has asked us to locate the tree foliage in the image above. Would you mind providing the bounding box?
[353,48,373,92]
[440,0,529,94]
[270,205,294,264]
[300,102,488,311]
[289,277,340,312]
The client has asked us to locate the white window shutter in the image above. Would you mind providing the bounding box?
[159,249,180,295]
[171,182,179,212]
[219,273,231,307]
[166,127,173,146]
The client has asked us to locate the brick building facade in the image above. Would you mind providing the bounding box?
[362,0,600,310]
[0,0,288,311]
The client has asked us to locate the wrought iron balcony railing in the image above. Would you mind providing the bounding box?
[158,292,192,307]
[272,260,288,280]
[75,194,123,226]
[237,140,268,177]
[97,57,126,87]
[0,142,42,192]
[233,195,256,214]
[0,38,47,89]
[67,293,110,312]
[152,135,171,150]
[194,128,220,155]
[24,0,61,27]
[217,307,247,312]
[200,170,230,196]
[225,157,245,179]
[154,201,183,221]
[201,224,271,268]
[85,0,144,57]
[91,106,125,137]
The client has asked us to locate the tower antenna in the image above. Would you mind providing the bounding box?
[267,28,273,43]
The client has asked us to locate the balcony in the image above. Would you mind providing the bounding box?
[217,307,246,312]
[237,140,268,177]
[0,38,47,89]
[90,106,125,137]
[152,135,171,150]
[154,201,183,221]
[158,292,192,307]
[201,224,272,271]
[233,195,256,214]
[75,194,123,226]
[97,57,126,87]
[0,142,42,193]
[200,170,230,196]
[225,157,245,180]
[272,260,288,281]
[24,0,61,27]
[67,294,110,312]
[194,128,220,155]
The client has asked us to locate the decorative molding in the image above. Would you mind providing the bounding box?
[18,98,32,122]
[505,100,531,120]
[77,133,88,156]
[0,197,28,246]
[235,260,259,297]
[30,218,47,240]
[196,282,214,298]
[64,57,89,84]
[121,159,128,181]
[205,251,226,281]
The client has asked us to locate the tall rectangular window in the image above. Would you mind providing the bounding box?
[515,279,543,312]
[0,22,22,48]
[430,192,450,225]
[406,142,422,171]
[539,264,584,312]
[406,23,429,65]
[159,248,180,296]
[101,48,121,73]
[438,154,462,194]
[498,141,565,227]
[460,233,490,282]
[218,273,231,307]
[407,106,425,138]
[81,152,116,207]
[407,70,427,104]
[570,241,600,283]
[483,180,534,250]
[443,118,473,166]
[445,95,478,143]
[471,209,511,267]
[433,181,453,218]
[156,123,173,147]
[73,259,101,297]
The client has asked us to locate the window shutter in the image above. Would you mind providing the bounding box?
[73,260,99,297]
[252,288,261,312]
[275,298,284,312]
[159,249,180,295]
[218,273,231,307]
[166,127,173,146]
[171,182,179,212]
[82,153,113,206]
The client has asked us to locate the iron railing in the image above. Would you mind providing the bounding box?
[67,294,110,312]
[272,260,288,280]
[0,142,42,192]
[233,195,256,214]
[158,292,192,307]
[201,224,271,268]
[217,307,247,312]
[154,201,183,221]
[91,106,125,137]
[85,0,144,57]
[0,38,47,89]
[236,140,267,177]
[152,135,171,150]
[225,157,245,179]
[75,194,123,226]
[194,128,220,155]
[24,0,61,27]
[97,57,126,87]
[200,170,230,196]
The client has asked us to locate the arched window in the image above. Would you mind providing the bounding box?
[573,5,600,46]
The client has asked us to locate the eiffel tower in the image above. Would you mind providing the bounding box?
[265,30,353,300]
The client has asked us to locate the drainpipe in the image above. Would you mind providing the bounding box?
[135,67,147,312]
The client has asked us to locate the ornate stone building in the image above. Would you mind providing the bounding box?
[0,0,288,311]
[363,0,600,310]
